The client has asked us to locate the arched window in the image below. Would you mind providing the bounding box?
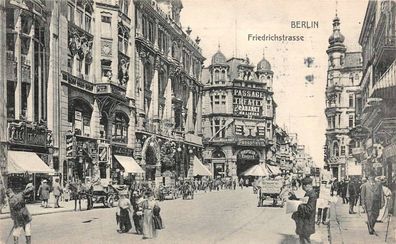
[212,150,225,158]
[112,112,129,143]
[214,70,220,83]
[221,70,226,82]
[333,141,339,157]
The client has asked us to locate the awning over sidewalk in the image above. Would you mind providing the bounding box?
[193,156,212,176]
[114,155,144,174]
[265,164,282,175]
[8,151,55,174]
[242,164,269,177]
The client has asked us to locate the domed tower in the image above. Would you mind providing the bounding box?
[256,54,274,91]
[326,15,346,71]
[209,46,229,85]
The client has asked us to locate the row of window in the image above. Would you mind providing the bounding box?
[67,2,92,33]
[327,114,354,129]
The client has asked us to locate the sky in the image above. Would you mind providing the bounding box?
[180,0,368,167]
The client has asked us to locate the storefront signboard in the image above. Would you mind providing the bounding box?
[237,139,267,147]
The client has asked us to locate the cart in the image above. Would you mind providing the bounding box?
[257,179,283,207]
[91,184,128,208]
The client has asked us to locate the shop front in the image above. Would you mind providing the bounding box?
[236,149,260,176]
[112,144,143,185]
[6,120,54,199]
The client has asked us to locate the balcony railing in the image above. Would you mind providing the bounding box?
[61,71,94,93]
[96,82,127,100]
[372,60,396,98]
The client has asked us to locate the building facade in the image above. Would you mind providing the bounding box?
[352,0,396,184]
[324,15,363,180]
[1,0,58,193]
[201,50,277,178]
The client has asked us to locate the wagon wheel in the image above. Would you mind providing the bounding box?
[107,195,115,208]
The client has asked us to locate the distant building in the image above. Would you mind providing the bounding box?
[324,15,363,180]
[201,49,278,178]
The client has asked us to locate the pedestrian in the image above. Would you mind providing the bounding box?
[85,180,93,210]
[341,179,349,204]
[317,181,331,225]
[132,192,144,234]
[348,178,358,214]
[6,184,34,244]
[0,178,6,214]
[142,191,159,239]
[117,191,133,233]
[71,180,82,211]
[291,176,317,244]
[37,179,51,208]
[233,179,237,190]
[377,176,392,222]
[239,178,244,189]
[52,178,63,208]
[360,171,384,235]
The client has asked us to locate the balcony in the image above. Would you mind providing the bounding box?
[96,82,127,101]
[61,71,94,93]
[374,34,396,67]
[371,60,396,99]
[326,84,343,94]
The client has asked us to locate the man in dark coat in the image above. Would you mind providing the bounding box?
[341,179,349,204]
[348,179,358,214]
[361,172,384,235]
[7,184,34,244]
[292,176,317,244]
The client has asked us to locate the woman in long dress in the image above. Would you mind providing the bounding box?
[142,191,159,239]
[377,178,392,222]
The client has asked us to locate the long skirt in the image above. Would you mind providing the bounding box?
[119,208,132,233]
[378,197,390,222]
[142,209,157,239]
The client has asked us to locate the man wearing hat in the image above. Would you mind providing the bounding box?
[6,184,34,244]
[361,171,384,235]
[292,176,317,244]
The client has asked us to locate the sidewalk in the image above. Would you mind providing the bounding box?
[328,197,395,244]
[0,195,88,220]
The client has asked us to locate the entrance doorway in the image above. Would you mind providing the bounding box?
[236,149,259,176]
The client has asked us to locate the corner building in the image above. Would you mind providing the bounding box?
[324,15,363,180]
[202,50,277,178]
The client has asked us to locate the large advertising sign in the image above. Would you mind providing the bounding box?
[233,89,264,118]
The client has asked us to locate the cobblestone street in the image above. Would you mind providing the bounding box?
[0,188,326,244]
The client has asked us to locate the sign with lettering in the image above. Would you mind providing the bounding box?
[8,122,52,148]
[233,89,264,118]
[112,145,134,157]
[238,150,259,160]
[237,139,267,147]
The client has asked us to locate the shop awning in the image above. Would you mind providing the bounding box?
[242,164,269,177]
[114,155,144,174]
[193,156,212,176]
[266,164,282,175]
[8,151,55,174]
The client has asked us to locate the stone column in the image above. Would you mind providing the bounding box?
[0,1,8,186]
[15,16,21,119]
[150,57,160,130]
[196,90,203,136]
[27,20,35,121]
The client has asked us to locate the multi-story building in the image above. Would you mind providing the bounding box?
[201,49,277,178]
[133,0,205,182]
[352,0,396,185]
[274,126,294,172]
[0,0,57,193]
[59,0,137,185]
[324,14,363,180]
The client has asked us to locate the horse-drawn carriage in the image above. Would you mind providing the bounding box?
[91,184,128,208]
[257,178,284,207]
